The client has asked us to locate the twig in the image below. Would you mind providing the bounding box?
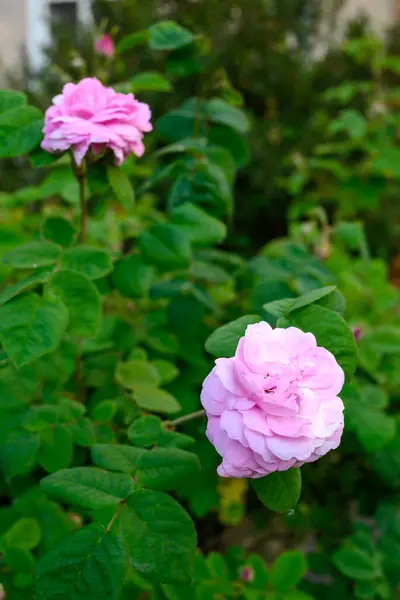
[168,409,206,428]
[77,167,87,244]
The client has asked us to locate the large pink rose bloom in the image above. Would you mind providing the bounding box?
[201,322,345,478]
[41,77,152,165]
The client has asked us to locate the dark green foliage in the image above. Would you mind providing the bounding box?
[0,8,400,600]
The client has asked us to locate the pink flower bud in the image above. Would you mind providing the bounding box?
[201,322,345,478]
[352,327,363,341]
[239,566,254,583]
[95,34,115,58]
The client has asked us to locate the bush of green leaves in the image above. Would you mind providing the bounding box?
[0,18,399,600]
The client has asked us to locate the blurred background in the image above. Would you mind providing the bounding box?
[2,0,400,260]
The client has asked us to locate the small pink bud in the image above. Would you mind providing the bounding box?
[352,326,363,341]
[239,566,254,583]
[95,34,115,58]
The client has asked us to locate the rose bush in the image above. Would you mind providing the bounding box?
[0,15,399,600]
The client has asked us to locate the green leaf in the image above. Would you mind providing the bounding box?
[23,405,59,431]
[0,106,43,158]
[288,286,338,313]
[334,221,366,251]
[152,360,179,384]
[329,109,367,139]
[38,424,74,473]
[269,551,307,592]
[71,417,96,447]
[344,385,396,452]
[4,518,41,550]
[107,166,135,212]
[263,298,295,319]
[0,430,39,478]
[287,305,357,380]
[127,415,163,448]
[41,467,134,510]
[4,547,36,572]
[157,429,195,449]
[208,124,250,167]
[42,217,76,247]
[133,385,181,414]
[112,253,155,299]
[92,400,117,423]
[205,315,260,357]
[39,166,83,204]
[356,411,396,453]
[207,98,249,134]
[332,547,380,581]
[116,360,161,388]
[0,293,68,368]
[92,444,144,474]
[170,202,227,246]
[252,469,302,513]
[48,270,101,337]
[3,241,62,268]
[116,29,149,53]
[35,523,124,600]
[247,554,269,588]
[136,448,200,491]
[156,108,204,142]
[317,289,346,314]
[61,246,112,280]
[146,330,180,355]
[0,268,51,307]
[362,326,400,354]
[372,431,400,487]
[149,21,195,51]
[120,489,197,583]
[130,71,172,93]
[29,146,61,168]
[0,89,26,114]
[138,224,191,270]
[354,581,377,598]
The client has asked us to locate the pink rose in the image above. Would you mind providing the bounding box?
[41,77,152,165]
[201,322,345,478]
[95,33,115,58]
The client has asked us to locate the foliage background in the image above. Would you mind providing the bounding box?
[0,1,400,599]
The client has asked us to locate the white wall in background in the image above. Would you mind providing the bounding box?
[0,0,94,77]
[340,0,394,35]
[0,0,397,78]
[0,0,26,79]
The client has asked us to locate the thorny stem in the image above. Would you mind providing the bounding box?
[167,409,206,428]
[70,154,87,244]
